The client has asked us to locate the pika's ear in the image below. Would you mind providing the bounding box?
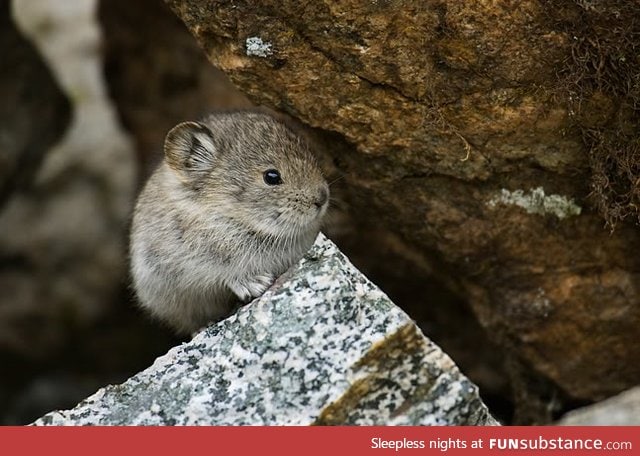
[164,121,217,177]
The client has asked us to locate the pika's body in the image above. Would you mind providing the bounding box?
[130,112,329,333]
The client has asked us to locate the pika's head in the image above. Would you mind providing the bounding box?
[164,112,329,237]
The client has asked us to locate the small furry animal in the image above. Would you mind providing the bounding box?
[130,112,329,333]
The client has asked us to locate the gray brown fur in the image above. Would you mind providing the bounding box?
[130,112,329,333]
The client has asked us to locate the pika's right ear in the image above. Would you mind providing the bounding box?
[164,121,217,178]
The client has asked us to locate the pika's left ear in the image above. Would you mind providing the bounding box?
[164,121,217,179]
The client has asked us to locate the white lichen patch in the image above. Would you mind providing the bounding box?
[488,187,582,220]
[245,37,273,58]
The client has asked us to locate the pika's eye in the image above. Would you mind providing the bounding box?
[263,169,283,185]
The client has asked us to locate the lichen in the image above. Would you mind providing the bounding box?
[488,187,582,220]
[245,37,273,58]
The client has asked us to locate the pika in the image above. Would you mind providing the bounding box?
[130,112,329,333]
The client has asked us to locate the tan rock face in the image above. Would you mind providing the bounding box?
[165,0,640,419]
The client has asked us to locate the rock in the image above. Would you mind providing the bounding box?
[1,1,181,425]
[2,1,136,360]
[0,1,71,207]
[164,0,640,421]
[34,234,497,426]
[557,386,640,425]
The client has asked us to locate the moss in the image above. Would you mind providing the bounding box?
[544,0,640,229]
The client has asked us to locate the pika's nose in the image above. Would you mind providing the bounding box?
[314,186,329,209]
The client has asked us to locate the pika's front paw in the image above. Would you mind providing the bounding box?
[228,274,275,303]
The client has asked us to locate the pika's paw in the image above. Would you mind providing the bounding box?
[228,274,275,303]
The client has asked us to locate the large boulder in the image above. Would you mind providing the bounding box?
[164,0,640,422]
[34,235,497,426]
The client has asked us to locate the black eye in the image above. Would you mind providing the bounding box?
[263,169,283,185]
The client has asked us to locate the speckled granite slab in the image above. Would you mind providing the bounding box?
[34,234,498,425]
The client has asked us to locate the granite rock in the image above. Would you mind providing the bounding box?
[34,234,497,426]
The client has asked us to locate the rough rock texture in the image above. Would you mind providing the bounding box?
[0,1,71,207]
[557,386,640,425]
[165,0,640,422]
[98,0,252,178]
[34,235,497,426]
